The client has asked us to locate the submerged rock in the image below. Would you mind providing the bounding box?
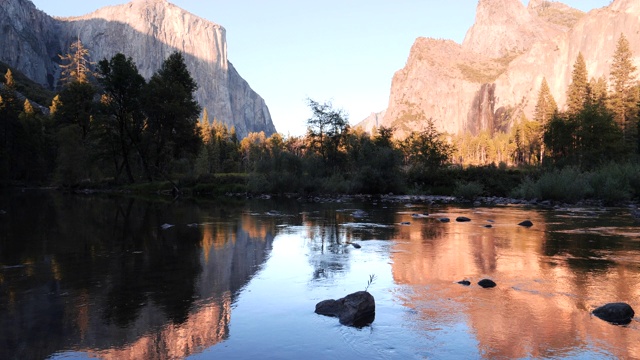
[457,280,471,286]
[315,291,375,327]
[440,218,451,223]
[484,224,493,228]
[456,216,471,222]
[351,243,362,249]
[518,220,534,227]
[592,303,635,325]
[478,279,497,288]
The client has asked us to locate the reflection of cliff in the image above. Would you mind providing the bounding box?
[390,208,640,359]
[0,192,275,360]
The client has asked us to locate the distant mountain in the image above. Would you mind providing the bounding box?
[375,0,640,138]
[354,110,386,133]
[0,0,276,137]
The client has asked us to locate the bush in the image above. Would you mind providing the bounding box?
[454,181,484,200]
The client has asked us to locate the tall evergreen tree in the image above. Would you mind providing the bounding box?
[96,53,146,183]
[566,52,589,115]
[588,76,608,105]
[609,33,638,150]
[534,78,558,124]
[143,51,202,178]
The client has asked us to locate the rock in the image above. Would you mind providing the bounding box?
[478,279,497,288]
[518,220,534,227]
[400,221,411,225]
[484,224,493,228]
[592,303,635,325]
[160,223,174,230]
[440,218,451,223]
[457,280,471,286]
[366,0,640,140]
[351,243,362,249]
[315,291,375,327]
[0,0,275,137]
[456,216,471,222]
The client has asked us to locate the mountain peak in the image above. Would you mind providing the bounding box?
[610,0,640,13]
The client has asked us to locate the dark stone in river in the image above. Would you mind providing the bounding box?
[351,243,361,249]
[478,279,496,288]
[315,291,375,327]
[592,303,635,325]
[457,280,471,286]
[484,224,492,228]
[456,216,471,222]
[518,220,533,227]
[440,218,450,223]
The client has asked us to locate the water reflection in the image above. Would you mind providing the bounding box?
[0,191,275,359]
[390,206,640,359]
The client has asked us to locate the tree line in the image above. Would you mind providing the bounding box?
[2,35,639,198]
[452,33,640,170]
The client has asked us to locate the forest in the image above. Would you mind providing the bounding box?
[2,35,640,203]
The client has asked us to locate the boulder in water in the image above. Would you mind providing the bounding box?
[592,303,635,325]
[315,291,375,327]
[456,216,471,222]
[478,279,497,288]
[518,220,533,227]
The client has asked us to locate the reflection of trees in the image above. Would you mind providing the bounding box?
[0,191,275,359]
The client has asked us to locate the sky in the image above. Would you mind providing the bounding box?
[30,0,611,136]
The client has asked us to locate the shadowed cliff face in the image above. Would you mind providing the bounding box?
[0,0,276,137]
[379,0,639,138]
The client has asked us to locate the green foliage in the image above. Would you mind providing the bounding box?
[534,78,557,124]
[143,51,202,178]
[609,33,638,151]
[305,98,349,173]
[453,181,484,200]
[514,167,592,202]
[566,52,589,115]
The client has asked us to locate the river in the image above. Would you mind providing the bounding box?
[0,190,639,359]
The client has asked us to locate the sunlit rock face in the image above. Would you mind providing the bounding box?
[0,0,276,137]
[379,0,640,138]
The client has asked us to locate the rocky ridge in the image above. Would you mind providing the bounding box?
[0,0,275,137]
[364,0,640,138]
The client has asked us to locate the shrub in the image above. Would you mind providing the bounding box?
[454,181,484,200]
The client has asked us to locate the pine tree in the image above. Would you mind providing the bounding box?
[59,37,93,84]
[609,33,638,149]
[588,76,608,105]
[566,53,589,115]
[534,78,558,124]
[4,69,15,90]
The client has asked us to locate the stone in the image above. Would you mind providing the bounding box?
[0,0,275,138]
[440,218,451,223]
[315,291,375,327]
[518,220,534,227]
[354,0,640,141]
[592,303,635,325]
[457,280,471,286]
[456,216,471,222]
[484,224,493,228]
[351,243,362,249]
[478,279,497,288]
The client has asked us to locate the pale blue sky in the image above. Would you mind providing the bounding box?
[31,0,610,135]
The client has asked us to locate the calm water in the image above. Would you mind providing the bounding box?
[1,191,640,359]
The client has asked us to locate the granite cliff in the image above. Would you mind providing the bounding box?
[0,0,276,137]
[365,0,640,138]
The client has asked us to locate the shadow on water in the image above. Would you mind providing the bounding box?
[0,190,276,359]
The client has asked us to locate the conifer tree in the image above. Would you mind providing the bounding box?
[609,33,638,149]
[566,53,589,115]
[534,78,558,124]
[588,76,608,105]
[59,37,93,84]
